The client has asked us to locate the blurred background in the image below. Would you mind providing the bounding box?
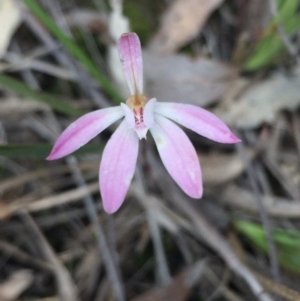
[0,0,300,300]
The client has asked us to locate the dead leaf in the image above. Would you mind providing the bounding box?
[0,0,22,59]
[219,184,300,218]
[213,67,300,129]
[149,0,225,54]
[0,270,33,301]
[144,52,238,106]
[200,149,254,186]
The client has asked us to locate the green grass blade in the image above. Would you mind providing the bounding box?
[0,74,85,117]
[235,220,300,274]
[0,143,104,159]
[244,0,300,70]
[23,0,123,104]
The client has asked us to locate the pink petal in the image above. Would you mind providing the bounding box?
[150,116,202,198]
[117,32,143,95]
[100,121,139,214]
[47,107,124,160]
[155,103,241,144]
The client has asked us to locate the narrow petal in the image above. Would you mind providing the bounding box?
[150,116,202,198]
[117,32,143,95]
[155,103,241,144]
[120,103,135,128]
[47,107,124,160]
[144,98,156,128]
[100,121,139,213]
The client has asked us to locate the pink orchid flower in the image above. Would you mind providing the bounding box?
[47,32,240,214]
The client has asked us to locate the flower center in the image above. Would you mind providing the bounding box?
[126,94,147,126]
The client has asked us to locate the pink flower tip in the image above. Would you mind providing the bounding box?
[189,187,203,199]
[46,153,56,161]
[46,149,62,161]
[228,133,242,144]
[104,203,120,215]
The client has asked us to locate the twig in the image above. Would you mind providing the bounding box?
[0,240,52,271]
[0,270,34,301]
[3,51,76,80]
[21,211,79,301]
[0,182,99,218]
[135,167,172,286]
[106,214,123,287]
[237,142,281,283]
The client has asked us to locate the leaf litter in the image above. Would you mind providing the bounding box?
[214,66,300,129]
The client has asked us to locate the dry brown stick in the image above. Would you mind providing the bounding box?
[0,182,99,219]
[0,270,34,301]
[3,51,75,80]
[21,211,79,301]
[0,240,52,271]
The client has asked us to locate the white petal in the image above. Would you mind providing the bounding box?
[144,98,156,128]
[121,103,135,128]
